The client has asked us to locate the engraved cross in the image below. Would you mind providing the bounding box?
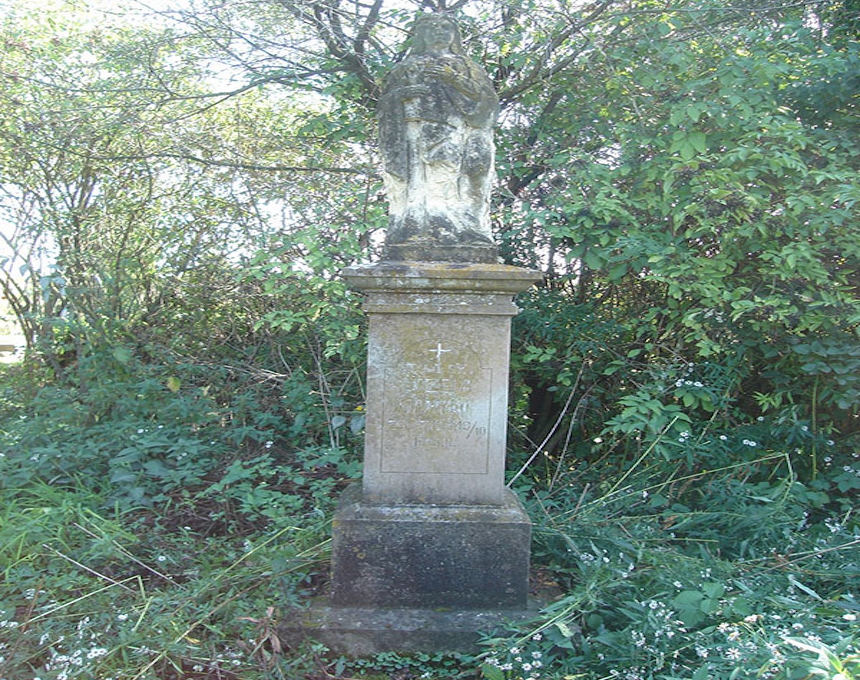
[428,342,451,372]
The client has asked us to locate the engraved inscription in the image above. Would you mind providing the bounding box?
[380,356,493,474]
[428,342,452,372]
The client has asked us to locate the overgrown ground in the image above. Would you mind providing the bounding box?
[0,354,857,680]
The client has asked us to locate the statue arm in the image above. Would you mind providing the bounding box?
[383,84,433,103]
[381,66,432,103]
[423,62,480,98]
[424,61,498,127]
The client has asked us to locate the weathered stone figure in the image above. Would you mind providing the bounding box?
[379,14,499,262]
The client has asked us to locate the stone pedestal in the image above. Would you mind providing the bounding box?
[282,262,540,653]
[350,262,539,506]
[330,484,531,609]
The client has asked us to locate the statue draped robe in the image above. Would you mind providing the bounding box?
[379,48,499,257]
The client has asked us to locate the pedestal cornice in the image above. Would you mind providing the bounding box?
[342,261,542,294]
[342,262,542,316]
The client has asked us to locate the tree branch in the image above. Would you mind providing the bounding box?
[113,152,378,177]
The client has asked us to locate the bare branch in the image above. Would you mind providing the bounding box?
[498,0,615,102]
[110,152,378,177]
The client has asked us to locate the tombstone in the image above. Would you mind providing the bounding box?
[282,14,540,654]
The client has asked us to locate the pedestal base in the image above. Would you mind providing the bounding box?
[281,603,534,655]
[383,243,499,264]
[331,484,531,609]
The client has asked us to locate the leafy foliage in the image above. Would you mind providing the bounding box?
[505,14,860,463]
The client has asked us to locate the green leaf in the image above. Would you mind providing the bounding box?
[674,590,705,605]
[481,663,505,680]
[143,460,170,478]
[583,250,603,270]
[702,582,725,599]
[679,141,696,161]
[555,620,574,637]
[693,666,711,680]
[608,263,628,281]
[700,598,720,614]
[349,414,365,434]
[687,104,703,122]
[689,131,707,153]
[112,347,133,364]
[109,469,137,484]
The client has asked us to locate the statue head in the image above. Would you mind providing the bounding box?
[411,14,465,56]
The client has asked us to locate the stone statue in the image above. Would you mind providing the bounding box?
[379,14,499,263]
